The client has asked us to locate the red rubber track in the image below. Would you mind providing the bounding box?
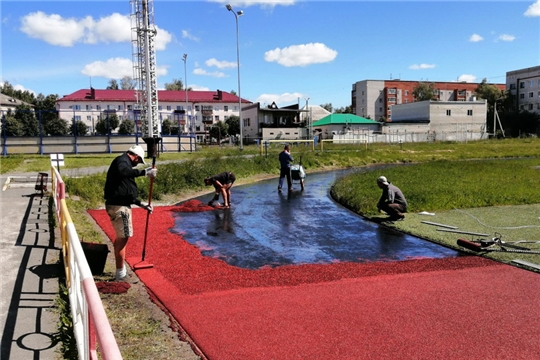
[89,203,540,359]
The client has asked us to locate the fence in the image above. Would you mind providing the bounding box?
[51,166,122,360]
[1,134,196,156]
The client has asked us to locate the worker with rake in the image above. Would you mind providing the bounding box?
[205,171,236,209]
[104,145,157,281]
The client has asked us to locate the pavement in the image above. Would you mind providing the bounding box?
[0,171,61,359]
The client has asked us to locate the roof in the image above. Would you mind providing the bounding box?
[57,89,251,104]
[0,93,34,107]
[313,113,379,126]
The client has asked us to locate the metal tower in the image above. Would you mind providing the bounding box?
[131,0,161,154]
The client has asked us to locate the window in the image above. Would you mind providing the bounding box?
[224,106,228,112]
[97,105,101,110]
[195,105,200,111]
[528,104,533,110]
[118,105,123,110]
[538,91,540,97]
[387,88,397,94]
[467,110,473,116]
[167,105,171,111]
[529,80,534,87]
[86,116,91,121]
[520,94,525,99]
[215,116,219,121]
[510,84,516,90]
[214,106,219,111]
[86,105,92,110]
[127,105,132,110]
[158,105,162,110]
[74,115,81,121]
[446,110,451,116]
[537,103,540,110]
[244,118,251,127]
[118,116,123,121]
[529,92,534,98]
[177,106,183,111]
[73,105,81,110]
[405,90,409,96]
[387,97,396,103]
[520,82,525,89]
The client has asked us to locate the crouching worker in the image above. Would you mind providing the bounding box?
[104,145,157,281]
[376,176,407,221]
[205,171,236,209]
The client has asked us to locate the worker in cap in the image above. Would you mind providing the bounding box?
[104,145,157,280]
[376,176,408,221]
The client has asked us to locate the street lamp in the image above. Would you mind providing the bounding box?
[226,4,244,150]
[182,53,188,135]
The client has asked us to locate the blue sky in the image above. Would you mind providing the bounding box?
[2,0,539,109]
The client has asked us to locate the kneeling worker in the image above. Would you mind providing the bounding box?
[205,171,236,208]
[376,176,408,221]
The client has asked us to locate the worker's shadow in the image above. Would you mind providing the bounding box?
[207,209,234,236]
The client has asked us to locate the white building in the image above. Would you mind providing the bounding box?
[56,88,250,142]
[506,65,540,115]
[388,100,488,141]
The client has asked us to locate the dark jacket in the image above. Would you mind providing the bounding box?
[279,150,294,169]
[104,153,145,207]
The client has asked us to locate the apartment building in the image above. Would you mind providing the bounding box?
[351,80,505,121]
[56,88,251,142]
[506,65,540,115]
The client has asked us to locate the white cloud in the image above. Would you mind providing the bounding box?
[256,92,306,106]
[524,0,540,16]
[205,58,237,69]
[264,43,337,67]
[497,34,515,42]
[19,11,172,50]
[469,33,484,42]
[456,74,477,83]
[193,68,227,78]
[81,57,167,78]
[209,0,296,8]
[182,30,200,42]
[409,64,436,70]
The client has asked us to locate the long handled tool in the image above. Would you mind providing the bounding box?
[133,156,156,270]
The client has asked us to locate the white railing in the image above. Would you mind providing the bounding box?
[51,166,122,360]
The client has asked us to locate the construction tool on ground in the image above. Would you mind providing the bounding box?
[133,156,156,270]
[457,234,540,254]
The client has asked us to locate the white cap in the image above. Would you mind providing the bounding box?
[127,145,146,164]
[377,176,389,185]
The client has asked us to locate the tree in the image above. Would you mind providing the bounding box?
[44,117,69,135]
[334,105,353,114]
[161,119,174,135]
[502,110,540,137]
[320,103,333,112]
[118,119,135,135]
[225,115,239,137]
[413,82,436,101]
[1,112,24,136]
[230,90,237,96]
[164,78,184,91]
[34,93,59,131]
[95,114,119,134]
[69,120,88,136]
[14,104,39,136]
[209,121,228,143]
[120,76,136,90]
[106,79,119,90]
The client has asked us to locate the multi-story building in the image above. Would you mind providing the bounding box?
[506,65,540,115]
[56,88,251,143]
[351,80,505,121]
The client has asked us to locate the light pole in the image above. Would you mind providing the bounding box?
[182,53,188,135]
[226,4,244,150]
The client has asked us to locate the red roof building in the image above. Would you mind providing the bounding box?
[56,88,251,142]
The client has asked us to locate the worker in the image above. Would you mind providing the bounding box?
[376,175,408,221]
[278,144,294,192]
[205,171,236,208]
[104,145,157,281]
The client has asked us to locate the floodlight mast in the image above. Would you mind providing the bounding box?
[131,0,161,155]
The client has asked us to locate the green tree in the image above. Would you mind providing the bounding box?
[164,78,184,91]
[120,76,136,90]
[334,105,353,114]
[70,120,89,136]
[161,119,174,135]
[1,112,24,136]
[44,117,69,135]
[14,104,39,136]
[95,114,119,134]
[34,93,59,131]
[209,121,228,143]
[413,82,436,101]
[118,119,135,135]
[225,115,239,137]
[106,79,119,90]
[320,103,333,112]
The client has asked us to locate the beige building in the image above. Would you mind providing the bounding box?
[387,100,488,142]
[506,65,540,115]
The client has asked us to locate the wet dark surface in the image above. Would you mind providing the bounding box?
[172,169,460,269]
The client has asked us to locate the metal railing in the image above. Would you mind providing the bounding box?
[51,166,122,360]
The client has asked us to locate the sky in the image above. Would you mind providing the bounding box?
[2,0,540,110]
